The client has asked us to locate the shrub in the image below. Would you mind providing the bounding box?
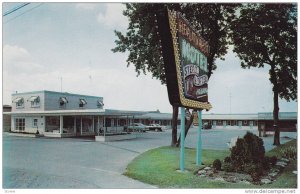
[243,162,264,181]
[213,159,222,171]
[270,156,277,165]
[224,132,268,177]
[280,146,297,160]
[224,156,231,163]
[262,157,271,170]
[223,162,234,172]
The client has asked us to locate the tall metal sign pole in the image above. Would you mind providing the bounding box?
[180,107,185,171]
[196,110,203,165]
[157,9,212,172]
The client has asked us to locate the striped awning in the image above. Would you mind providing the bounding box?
[59,97,68,103]
[79,99,87,105]
[97,99,104,106]
[28,96,39,102]
[12,97,23,103]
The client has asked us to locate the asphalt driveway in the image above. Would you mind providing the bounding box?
[2,128,296,188]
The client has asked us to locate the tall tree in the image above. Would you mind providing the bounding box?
[112,3,235,146]
[230,3,297,145]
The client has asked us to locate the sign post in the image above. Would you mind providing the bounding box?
[196,110,202,166]
[180,107,186,171]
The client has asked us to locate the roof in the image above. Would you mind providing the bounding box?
[104,109,148,116]
[202,113,258,120]
[5,109,148,117]
[12,90,103,99]
[4,109,105,116]
[258,112,297,120]
[134,112,179,120]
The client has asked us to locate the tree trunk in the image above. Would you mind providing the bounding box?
[171,105,178,147]
[176,110,194,147]
[273,87,280,145]
[270,66,280,146]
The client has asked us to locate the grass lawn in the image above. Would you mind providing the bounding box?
[124,139,297,188]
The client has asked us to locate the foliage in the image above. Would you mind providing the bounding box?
[223,162,234,172]
[230,3,297,145]
[280,146,297,160]
[125,143,297,188]
[244,163,264,182]
[230,132,265,170]
[212,159,222,171]
[270,156,278,165]
[230,3,297,101]
[112,3,236,83]
[225,132,268,180]
[223,156,231,163]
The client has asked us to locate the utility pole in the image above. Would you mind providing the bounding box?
[60,77,62,92]
[229,90,232,114]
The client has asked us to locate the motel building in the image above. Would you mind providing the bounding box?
[4,90,297,138]
[6,90,175,138]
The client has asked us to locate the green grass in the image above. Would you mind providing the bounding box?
[125,140,297,188]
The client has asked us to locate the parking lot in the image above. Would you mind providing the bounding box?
[3,128,296,188]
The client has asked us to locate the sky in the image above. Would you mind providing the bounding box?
[2,2,297,114]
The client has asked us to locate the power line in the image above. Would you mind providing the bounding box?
[3,3,30,17]
[4,3,44,24]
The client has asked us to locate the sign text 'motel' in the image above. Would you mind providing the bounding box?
[157,9,212,110]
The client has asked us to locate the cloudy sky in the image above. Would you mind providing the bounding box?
[3,2,297,114]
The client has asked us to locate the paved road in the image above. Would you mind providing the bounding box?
[3,128,296,188]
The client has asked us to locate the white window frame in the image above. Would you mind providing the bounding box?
[15,118,25,131]
[33,118,38,127]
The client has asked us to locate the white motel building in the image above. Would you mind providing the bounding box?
[4,90,297,138]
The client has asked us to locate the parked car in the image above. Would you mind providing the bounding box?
[203,123,212,130]
[124,123,147,132]
[147,124,163,132]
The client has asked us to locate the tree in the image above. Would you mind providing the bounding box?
[230,3,297,145]
[112,3,235,146]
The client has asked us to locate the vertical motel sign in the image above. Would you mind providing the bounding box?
[157,9,212,171]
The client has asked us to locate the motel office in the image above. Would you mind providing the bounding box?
[5,90,297,137]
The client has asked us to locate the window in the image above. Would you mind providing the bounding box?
[105,118,111,127]
[15,118,25,131]
[59,97,68,108]
[13,97,24,108]
[33,119,38,127]
[231,120,237,126]
[79,99,87,108]
[28,96,40,107]
[254,121,258,126]
[227,121,231,125]
[97,99,104,108]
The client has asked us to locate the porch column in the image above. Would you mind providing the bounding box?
[74,117,76,134]
[97,116,100,135]
[60,115,63,134]
[80,117,83,135]
[111,118,114,132]
[92,116,95,133]
[103,116,106,136]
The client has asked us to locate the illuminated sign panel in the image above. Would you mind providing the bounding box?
[157,9,212,110]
